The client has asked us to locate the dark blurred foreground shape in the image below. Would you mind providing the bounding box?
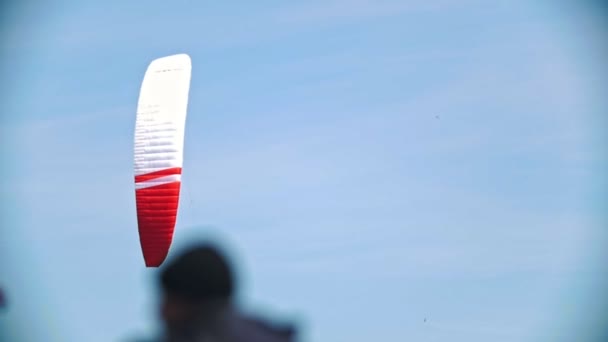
[0,287,6,310]
[155,242,297,342]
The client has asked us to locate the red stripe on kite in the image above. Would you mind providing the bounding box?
[135,167,182,183]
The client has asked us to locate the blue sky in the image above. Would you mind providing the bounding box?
[1,1,607,341]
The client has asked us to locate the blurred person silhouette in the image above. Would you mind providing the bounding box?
[156,242,297,342]
[0,287,6,310]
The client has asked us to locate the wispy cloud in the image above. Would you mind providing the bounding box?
[3,0,479,53]
[272,0,474,25]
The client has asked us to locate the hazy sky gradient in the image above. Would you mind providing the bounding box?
[1,1,607,341]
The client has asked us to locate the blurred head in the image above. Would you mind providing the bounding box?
[158,243,235,328]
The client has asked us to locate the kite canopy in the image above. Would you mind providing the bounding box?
[134,54,191,267]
